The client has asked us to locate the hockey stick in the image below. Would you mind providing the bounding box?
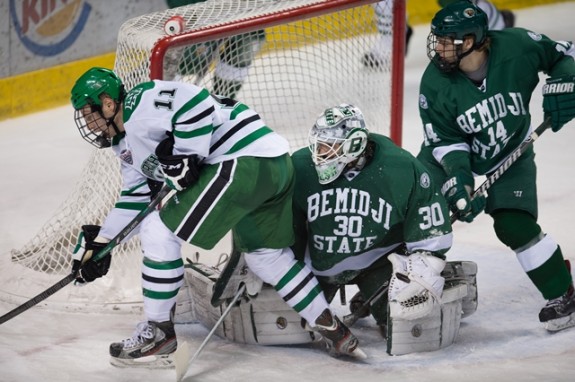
[342,281,389,327]
[0,185,174,326]
[450,116,551,223]
[175,284,246,381]
[342,117,552,327]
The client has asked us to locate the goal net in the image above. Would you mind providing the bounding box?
[0,0,405,314]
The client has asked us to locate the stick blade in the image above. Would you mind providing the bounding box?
[174,340,191,382]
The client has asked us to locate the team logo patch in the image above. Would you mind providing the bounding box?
[119,149,133,165]
[419,94,428,109]
[125,87,144,110]
[527,31,542,41]
[420,172,431,188]
[463,8,476,18]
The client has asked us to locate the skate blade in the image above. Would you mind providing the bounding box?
[110,353,175,369]
[328,346,368,361]
[349,346,368,360]
[544,313,575,332]
[174,341,191,381]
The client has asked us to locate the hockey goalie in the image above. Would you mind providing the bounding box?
[175,104,479,356]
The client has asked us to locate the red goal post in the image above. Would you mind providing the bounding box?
[0,0,405,313]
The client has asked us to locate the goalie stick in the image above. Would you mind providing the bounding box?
[175,284,247,382]
[0,185,174,326]
[342,118,552,327]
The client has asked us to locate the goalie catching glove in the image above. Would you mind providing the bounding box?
[72,225,112,284]
[543,75,575,132]
[155,132,201,191]
[388,252,446,320]
[441,172,485,223]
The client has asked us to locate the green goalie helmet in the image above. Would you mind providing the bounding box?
[308,104,369,184]
[431,1,488,45]
[70,67,125,110]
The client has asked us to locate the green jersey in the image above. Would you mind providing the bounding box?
[292,134,452,282]
[418,28,575,176]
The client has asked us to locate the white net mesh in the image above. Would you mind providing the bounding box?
[0,0,402,313]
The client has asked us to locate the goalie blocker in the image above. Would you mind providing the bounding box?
[175,257,477,353]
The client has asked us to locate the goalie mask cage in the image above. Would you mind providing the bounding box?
[0,0,405,313]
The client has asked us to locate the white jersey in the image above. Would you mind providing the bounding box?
[123,80,290,180]
[98,80,290,240]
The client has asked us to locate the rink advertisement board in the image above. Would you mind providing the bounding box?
[0,0,167,119]
[2,0,166,77]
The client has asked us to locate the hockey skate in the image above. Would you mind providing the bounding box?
[539,285,575,332]
[109,320,177,368]
[305,309,366,360]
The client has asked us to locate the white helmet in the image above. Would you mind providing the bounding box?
[308,104,369,184]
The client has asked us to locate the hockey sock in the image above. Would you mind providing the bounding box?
[493,209,572,299]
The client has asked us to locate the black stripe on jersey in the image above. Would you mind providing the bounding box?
[175,105,215,126]
[282,271,315,302]
[175,160,235,241]
[142,273,184,284]
[210,114,261,154]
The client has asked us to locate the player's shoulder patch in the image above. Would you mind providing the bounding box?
[527,30,542,41]
[419,94,428,110]
[420,172,431,189]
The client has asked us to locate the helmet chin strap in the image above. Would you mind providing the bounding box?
[437,41,478,73]
[455,42,477,65]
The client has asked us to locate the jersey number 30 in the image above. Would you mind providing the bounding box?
[419,202,445,230]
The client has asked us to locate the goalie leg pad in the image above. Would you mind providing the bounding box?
[178,260,313,345]
[442,261,478,318]
[386,283,467,355]
[210,249,263,307]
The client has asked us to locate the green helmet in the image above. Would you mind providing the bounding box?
[431,0,488,45]
[70,67,125,110]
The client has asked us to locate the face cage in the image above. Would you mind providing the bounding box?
[73,107,112,148]
[426,33,465,73]
[308,131,350,184]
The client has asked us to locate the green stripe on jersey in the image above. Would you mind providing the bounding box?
[174,124,213,139]
[120,181,149,196]
[230,103,249,120]
[226,126,273,154]
[172,88,210,125]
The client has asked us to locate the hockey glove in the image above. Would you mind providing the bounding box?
[542,75,575,132]
[441,173,485,223]
[155,133,201,191]
[388,252,445,320]
[72,225,112,284]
